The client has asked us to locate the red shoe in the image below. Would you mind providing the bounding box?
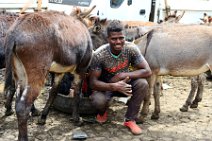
[124,120,142,135]
[96,111,108,123]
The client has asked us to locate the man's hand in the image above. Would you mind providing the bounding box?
[114,77,132,96]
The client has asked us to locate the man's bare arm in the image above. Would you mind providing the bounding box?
[89,70,132,96]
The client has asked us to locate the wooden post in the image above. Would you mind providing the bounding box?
[20,0,32,14]
[164,0,170,17]
[37,0,42,11]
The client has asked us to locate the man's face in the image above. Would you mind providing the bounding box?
[107,31,125,54]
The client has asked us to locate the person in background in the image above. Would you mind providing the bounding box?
[89,20,152,135]
[200,13,209,24]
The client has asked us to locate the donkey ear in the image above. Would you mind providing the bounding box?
[100,18,108,25]
[93,25,101,33]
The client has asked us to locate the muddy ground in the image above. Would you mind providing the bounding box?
[1,68,212,141]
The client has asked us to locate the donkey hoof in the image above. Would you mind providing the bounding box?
[179,106,188,112]
[31,109,41,117]
[74,121,84,126]
[5,109,14,116]
[37,118,46,125]
[151,113,159,120]
[190,103,198,108]
[70,117,84,126]
[135,117,145,124]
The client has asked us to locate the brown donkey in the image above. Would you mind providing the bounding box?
[0,11,40,117]
[4,10,93,141]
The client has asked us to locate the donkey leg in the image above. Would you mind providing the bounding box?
[30,104,40,117]
[4,85,16,116]
[190,74,205,108]
[4,65,40,117]
[138,91,150,123]
[151,76,161,120]
[38,73,64,125]
[16,85,36,141]
[4,80,40,117]
[139,75,157,122]
[71,74,83,125]
[5,86,40,117]
[180,76,198,112]
[45,72,55,86]
[4,67,16,116]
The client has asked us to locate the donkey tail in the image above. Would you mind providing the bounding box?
[4,33,28,87]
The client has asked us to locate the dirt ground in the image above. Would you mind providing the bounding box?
[1,68,212,141]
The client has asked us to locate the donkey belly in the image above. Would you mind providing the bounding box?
[158,64,209,76]
[50,62,76,73]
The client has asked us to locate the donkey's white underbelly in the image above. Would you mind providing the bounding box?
[50,62,76,73]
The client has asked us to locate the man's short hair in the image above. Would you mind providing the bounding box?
[106,20,124,36]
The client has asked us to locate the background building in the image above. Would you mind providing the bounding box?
[1,0,212,24]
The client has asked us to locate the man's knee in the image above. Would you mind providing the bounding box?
[132,79,149,99]
[135,79,149,91]
[90,92,108,110]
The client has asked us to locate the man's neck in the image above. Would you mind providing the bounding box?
[110,48,122,59]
